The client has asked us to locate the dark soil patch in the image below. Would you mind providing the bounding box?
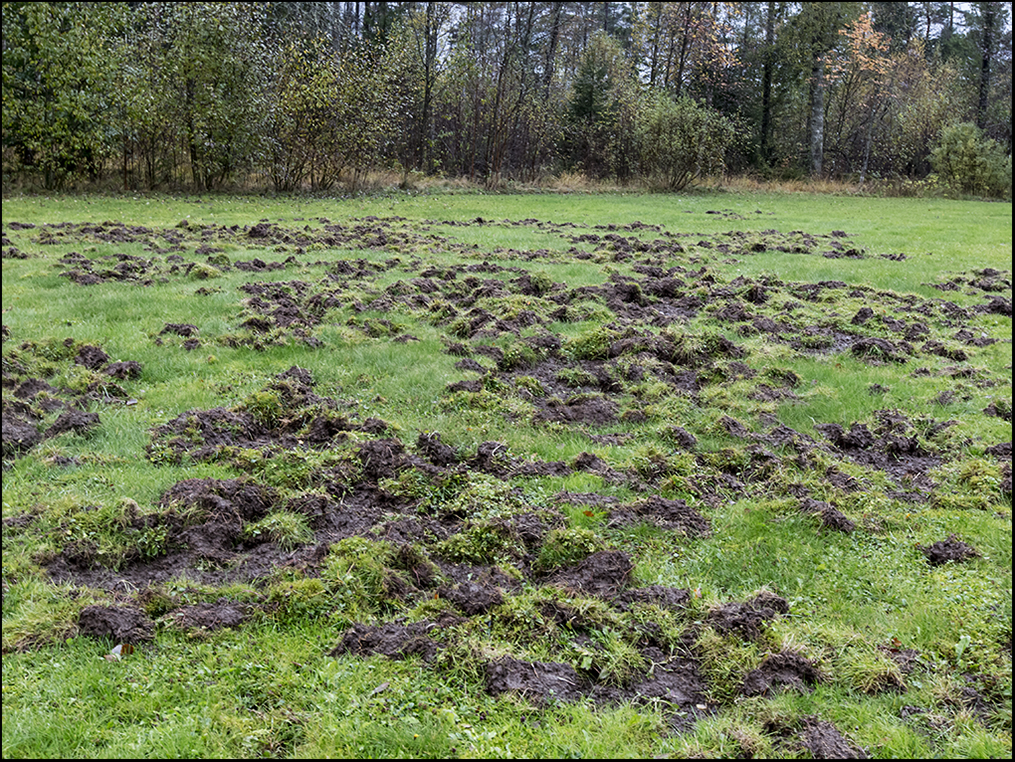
[707,591,789,640]
[2,413,42,458]
[591,648,707,722]
[168,599,249,632]
[330,621,441,662]
[799,716,867,759]
[607,496,711,537]
[541,550,634,598]
[44,409,100,439]
[74,344,110,369]
[765,715,867,758]
[485,655,585,703]
[77,605,154,643]
[612,585,691,612]
[742,650,824,696]
[919,534,979,566]
[814,410,944,500]
[438,580,504,615]
[798,498,855,532]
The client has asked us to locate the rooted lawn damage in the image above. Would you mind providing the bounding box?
[2,200,1010,758]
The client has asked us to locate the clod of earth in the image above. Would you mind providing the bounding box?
[485,655,585,703]
[78,605,154,644]
[707,591,790,640]
[741,650,824,696]
[330,621,441,662]
[919,534,980,566]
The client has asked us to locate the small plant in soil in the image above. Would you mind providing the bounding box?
[534,527,606,572]
[242,511,313,551]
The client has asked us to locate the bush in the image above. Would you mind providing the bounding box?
[929,123,1012,199]
[637,94,741,191]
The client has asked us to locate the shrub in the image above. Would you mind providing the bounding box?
[929,122,1012,199]
[636,93,741,191]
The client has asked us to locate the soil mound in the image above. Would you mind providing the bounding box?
[707,591,789,640]
[330,622,441,661]
[485,655,584,703]
[742,650,824,695]
[542,550,634,598]
[78,605,154,643]
[919,534,979,566]
[168,599,249,632]
[608,496,711,537]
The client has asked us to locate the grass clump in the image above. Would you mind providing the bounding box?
[534,527,606,572]
[564,325,618,361]
[930,459,1008,511]
[434,521,525,565]
[320,538,412,621]
[242,510,313,551]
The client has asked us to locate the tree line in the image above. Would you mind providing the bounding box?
[2,1,1011,195]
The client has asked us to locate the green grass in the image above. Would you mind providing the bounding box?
[2,189,1011,758]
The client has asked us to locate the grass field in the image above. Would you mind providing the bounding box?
[2,189,1011,758]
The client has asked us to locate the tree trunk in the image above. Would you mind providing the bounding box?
[544,2,563,98]
[759,1,775,165]
[674,4,692,97]
[977,2,995,130]
[809,59,825,177]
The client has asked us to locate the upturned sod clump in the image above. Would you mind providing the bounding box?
[2,192,1011,759]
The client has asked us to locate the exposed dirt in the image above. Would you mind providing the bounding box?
[3,214,1010,739]
[798,716,868,759]
[765,714,868,758]
[742,650,824,696]
[166,598,249,632]
[330,621,442,662]
[919,534,980,566]
[707,591,790,641]
[77,605,154,643]
[540,550,634,598]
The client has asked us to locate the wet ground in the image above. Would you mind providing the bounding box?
[2,213,1010,751]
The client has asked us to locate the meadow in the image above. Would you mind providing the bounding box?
[1,189,1011,758]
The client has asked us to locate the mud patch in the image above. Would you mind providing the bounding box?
[541,550,634,598]
[607,496,711,537]
[798,498,855,532]
[485,655,585,703]
[919,535,979,566]
[166,599,249,632]
[707,591,789,640]
[742,650,824,696]
[77,605,154,643]
[438,580,504,615]
[798,716,867,758]
[330,621,441,661]
[765,715,867,758]
[592,648,706,712]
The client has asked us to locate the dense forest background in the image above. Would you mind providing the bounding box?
[1,1,1011,195]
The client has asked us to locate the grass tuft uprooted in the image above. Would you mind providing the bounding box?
[2,190,1010,759]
